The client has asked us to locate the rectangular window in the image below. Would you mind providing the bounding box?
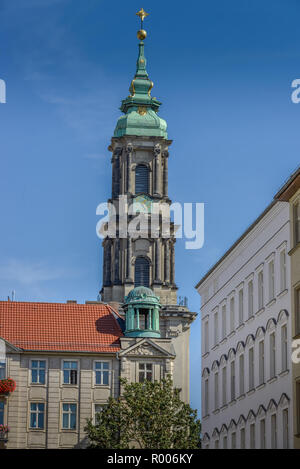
[30,403,45,429]
[230,361,235,401]
[230,297,235,332]
[62,403,77,430]
[63,361,78,385]
[280,250,287,292]
[204,321,209,353]
[215,440,219,449]
[259,340,265,385]
[249,347,254,390]
[270,333,276,378]
[239,355,244,396]
[268,260,275,301]
[283,409,289,449]
[139,363,153,383]
[294,202,300,246]
[204,379,209,416]
[31,360,46,385]
[214,372,219,410]
[222,305,226,339]
[271,414,277,449]
[281,325,288,372]
[260,419,266,449]
[250,424,255,449]
[0,402,4,426]
[95,362,110,386]
[94,404,105,424]
[231,432,236,449]
[239,289,244,325]
[222,367,227,406]
[223,436,227,449]
[0,361,5,380]
[240,428,245,449]
[248,280,253,318]
[214,311,218,345]
[258,271,264,310]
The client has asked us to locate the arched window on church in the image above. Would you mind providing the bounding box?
[134,257,150,288]
[135,164,149,194]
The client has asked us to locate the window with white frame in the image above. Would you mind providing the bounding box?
[0,401,4,426]
[260,418,266,449]
[222,304,226,339]
[250,423,255,449]
[258,270,264,310]
[214,311,218,345]
[240,427,245,449]
[280,250,287,292]
[94,361,110,386]
[63,361,78,385]
[281,325,288,372]
[283,408,289,449]
[29,403,45,429]
[259,340,265,385]
[0,361,6,380]
[238,289,243,325]
[239,354,244,396]
[62,403,77,430]
[94,404,106,424]
[268,260,275,301]
[230,297,235,332]
[249,347,254,390]
[138,363,153,382]
[248,280,254,318]
[270,333,276,378]
[294,202,300,246]
[31,360,46,385]
[222,366,227,406]
[230,361,235,401]
[214,372,219,410]
[271,414,277,449]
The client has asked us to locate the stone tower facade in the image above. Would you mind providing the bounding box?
[100,36,177,307]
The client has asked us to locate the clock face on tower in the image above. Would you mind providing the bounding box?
[132,195,153,214]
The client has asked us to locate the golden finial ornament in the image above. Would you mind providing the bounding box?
[136,8,149,40]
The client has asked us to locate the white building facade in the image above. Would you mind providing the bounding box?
[196,200,293,449]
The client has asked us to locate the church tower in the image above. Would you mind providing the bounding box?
[101,9,177,307]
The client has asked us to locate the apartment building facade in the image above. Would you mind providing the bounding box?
[196,196,293,449]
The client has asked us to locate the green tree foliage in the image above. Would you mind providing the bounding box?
[85,376,201,449]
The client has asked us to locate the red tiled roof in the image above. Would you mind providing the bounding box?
[0,301,123,353]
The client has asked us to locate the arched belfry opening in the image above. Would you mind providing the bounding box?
[135,164,149,194]
[134,256,150,288]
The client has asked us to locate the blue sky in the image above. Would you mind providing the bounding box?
[1,0,300,414]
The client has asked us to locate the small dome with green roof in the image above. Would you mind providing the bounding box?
[123,286,161,338]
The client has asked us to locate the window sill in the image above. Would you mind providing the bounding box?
[277,289,288,299]
[28,428,46,433]
[203,414,210,421]
[30,383,47,387]
[266,298,276,308]
[212,344,219,351]
[228,331,235,339]
[247,389,255,396]
[202,352,209,359]
[229,399,237,406]
[267,376,277,384]
[278,369,289,377]
[236,323,245,332]
[256,383,266,391]
[245,316,255,324]
[255,307,265,317]
[237,394,246,401]
[220,404,228,411]
[220,338,227,346]
[61,429,79,434]
[213,409,220,415]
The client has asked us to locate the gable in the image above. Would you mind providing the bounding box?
[119,338,175,358]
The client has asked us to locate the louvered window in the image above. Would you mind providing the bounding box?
[134,257,150,287]
[135,164,149,194]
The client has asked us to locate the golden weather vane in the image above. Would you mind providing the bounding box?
[136,8,149,41]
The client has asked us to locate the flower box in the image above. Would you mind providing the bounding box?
[0,378,16,394]
[0,425,9,442]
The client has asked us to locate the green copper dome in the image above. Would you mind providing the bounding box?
[114,40,168,139]
[123,286,161,338]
